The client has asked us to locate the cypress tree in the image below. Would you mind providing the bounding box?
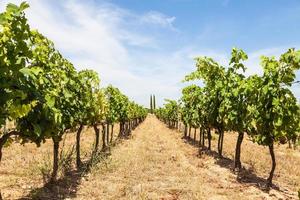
[153,95,156,110]
[150,94,153,113]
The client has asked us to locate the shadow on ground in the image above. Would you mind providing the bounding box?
[18,146,113,200]
[17,128,138,200]
[180,134,289,195]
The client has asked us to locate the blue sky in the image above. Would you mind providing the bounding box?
[1,0,300,106]
[112,0,300,49]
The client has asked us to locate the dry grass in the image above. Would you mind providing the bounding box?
[75,115,298,199]
[214,131,300,193]
[0,125,120,199]
[1,116,299,199]
[76,116,205,200]
[179,122,300,199]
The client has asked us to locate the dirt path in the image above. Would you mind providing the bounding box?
[75,115,297,200]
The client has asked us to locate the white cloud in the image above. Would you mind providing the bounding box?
[0,0,180,106]
[140,11,176,30]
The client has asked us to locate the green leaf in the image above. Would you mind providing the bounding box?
[0,14,5,24]
[33,124,42,136]
[19,2,30,11]
[6,3,19,12]
[45,95,55,108]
